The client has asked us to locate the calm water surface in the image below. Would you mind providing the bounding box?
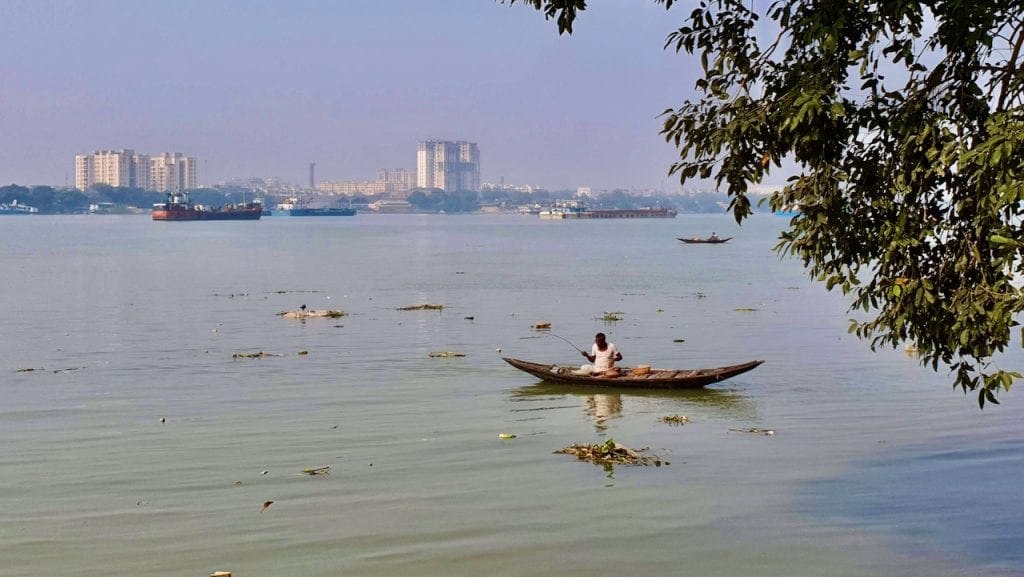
[1,214,1021,576]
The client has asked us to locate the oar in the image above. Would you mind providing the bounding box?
[545,332,587,355]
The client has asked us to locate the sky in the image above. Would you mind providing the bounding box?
[0,0,707,190]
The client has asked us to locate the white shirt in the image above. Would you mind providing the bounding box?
[591,342,620,371]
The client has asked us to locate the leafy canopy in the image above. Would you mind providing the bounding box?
[511,0,1024,406]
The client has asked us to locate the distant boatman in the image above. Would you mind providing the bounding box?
[580,332,622,376]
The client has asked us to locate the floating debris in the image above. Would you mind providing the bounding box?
[733,308,759,312]
[659,414,689,425]
[428,351,466,358]
[498,433,517,439]
[261,500,273,512]
[695,292,707,299]
[53,367,81,373]
[159,417,166,423]
[297,350,309,356]
[302,466,330,475]
[657,308,665,313]
[464,316,474,320]
[532,322,552,330]
[729,427,775,436]
[15,368,42,372]
[602,312,623,322]
[277,310,345,319]
[555,438,667,467]
[397,304,445,311]
[272,290,320,294]
[232,351,281,359]
[673,338,685,343]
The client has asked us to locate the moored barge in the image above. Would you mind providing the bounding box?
[152,192,262,221]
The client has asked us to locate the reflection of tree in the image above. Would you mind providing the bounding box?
[584,394,622,431]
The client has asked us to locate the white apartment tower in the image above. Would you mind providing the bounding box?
[149,153,197,194]
[416,140,480,192]
[75,149,151,190]
[75,150,197,192]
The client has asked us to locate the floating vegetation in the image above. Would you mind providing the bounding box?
[272,289,321,294]
[601,312,623,322]
[673,338,685,343]
[695,292,707,299]
[297,350,309,356]
[729,427,775,436]
[659,414,690,425]
[16,367,42,373]
[532,322,551,330]
[212,292,248,298]
[498,433,517,439]
[232,351,281,359]
[52,367,81,373]
[555,438,667,467]
[428,351,466,358]
[733,308,759,312]
[464,316,474,320]
[302,466,330,475]
[657,308,665,313]
[277,309,345,319]
[397,304,445,311]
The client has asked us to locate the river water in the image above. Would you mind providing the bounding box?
[1,213,1021,577]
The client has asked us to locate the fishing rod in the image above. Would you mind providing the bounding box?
[544,332,587,355]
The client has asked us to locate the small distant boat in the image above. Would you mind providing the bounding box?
[540,200,677,219]
[678,236,732,244]
[265,197,355,216]
[503,357,763,389]
[152,192,262,221]
[0,200,39,215]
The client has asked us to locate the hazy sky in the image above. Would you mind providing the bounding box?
[1,0,705,190]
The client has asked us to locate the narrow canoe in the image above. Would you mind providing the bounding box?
[503,357,763,389]
[678,237,732,244]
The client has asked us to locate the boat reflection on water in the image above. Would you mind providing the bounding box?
[509,382,758,430]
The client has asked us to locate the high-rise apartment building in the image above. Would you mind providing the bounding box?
[416,141,480,192]
[75,149,151,190]
[75,150,197,192]
[149,153,197,193]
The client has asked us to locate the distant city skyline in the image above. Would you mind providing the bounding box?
[0,2,785,190]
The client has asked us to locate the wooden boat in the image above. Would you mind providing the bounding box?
[678,236,732,244]
[503,357,763,389]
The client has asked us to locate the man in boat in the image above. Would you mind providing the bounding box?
[709,231,720,241]
[580,333,623,376]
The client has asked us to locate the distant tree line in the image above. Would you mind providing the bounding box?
[407,189,482,213]
[0,183,261,214]
[0,184,89,213]
[421,187,769,214]
[3,182,769,215]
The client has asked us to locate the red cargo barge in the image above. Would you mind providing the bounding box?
[152,192,262,221]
